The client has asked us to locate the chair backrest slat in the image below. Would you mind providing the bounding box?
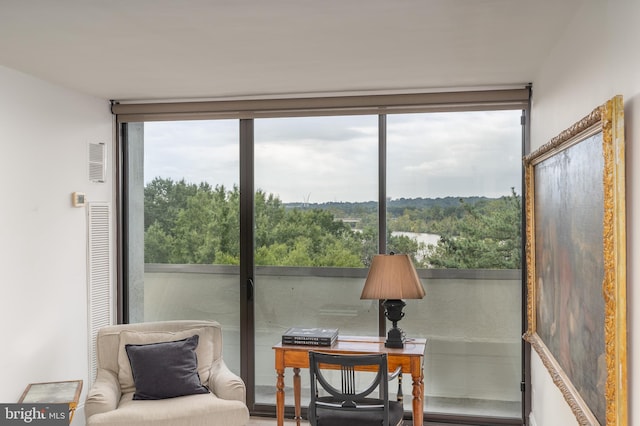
[308,351,398,426]
[341,365,356,395]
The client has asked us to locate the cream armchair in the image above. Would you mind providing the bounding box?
[85,320,249,426]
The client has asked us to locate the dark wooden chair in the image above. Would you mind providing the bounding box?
[308,351,404,426]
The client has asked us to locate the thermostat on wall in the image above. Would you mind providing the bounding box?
[72,192,86,207]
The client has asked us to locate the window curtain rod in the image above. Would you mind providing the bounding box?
[113,88,531,122]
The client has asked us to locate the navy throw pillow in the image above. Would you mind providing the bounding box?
[125,334,210,400]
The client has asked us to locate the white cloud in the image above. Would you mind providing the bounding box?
[254,116,379,203]
[142,110,522,203]
[144,120,239,188]
[386,111,522,198]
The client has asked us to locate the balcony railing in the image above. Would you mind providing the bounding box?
[140,264,522,419]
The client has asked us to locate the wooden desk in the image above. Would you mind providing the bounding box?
[273,336,426,426]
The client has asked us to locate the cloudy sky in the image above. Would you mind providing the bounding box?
[144,110,522,203]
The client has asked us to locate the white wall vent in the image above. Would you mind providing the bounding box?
[88,142,106,183]
[87,202,113,385]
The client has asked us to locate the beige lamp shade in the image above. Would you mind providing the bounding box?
[360,254,425,300]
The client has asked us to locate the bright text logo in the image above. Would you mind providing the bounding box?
[0,405,66,425]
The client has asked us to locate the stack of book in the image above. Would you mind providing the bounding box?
[282,327,339,346]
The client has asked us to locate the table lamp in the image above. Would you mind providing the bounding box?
[360,253,425,348]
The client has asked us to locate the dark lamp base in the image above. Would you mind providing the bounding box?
[385,326,405,348]
[382,299,407,349]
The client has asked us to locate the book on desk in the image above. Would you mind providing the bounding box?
[282,327,338,346]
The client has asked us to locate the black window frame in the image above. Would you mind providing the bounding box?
[114,87,531,425]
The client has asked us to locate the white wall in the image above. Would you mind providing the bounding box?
[529,0,639,424]
[0,66,113,425]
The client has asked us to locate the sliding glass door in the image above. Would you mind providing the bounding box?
[252,115,379,406]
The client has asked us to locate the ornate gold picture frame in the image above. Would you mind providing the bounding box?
[523,95,627,425]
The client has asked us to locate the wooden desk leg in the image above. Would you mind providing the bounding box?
[276,367,285,426]
[293,368,302,426]
[411,362,424,426]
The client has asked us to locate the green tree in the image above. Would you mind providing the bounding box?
[387,233,422,264]
[425,189,521,269]
[142,177,521,270]
[144,222,173,263]
[255,190,285,249]
[171,189,218,263]
[261,208,362,267]
[144,177,198,233]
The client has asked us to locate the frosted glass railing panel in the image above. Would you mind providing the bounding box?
[143,266,521,418]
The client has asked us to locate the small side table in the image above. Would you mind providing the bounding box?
[18,380,83,424]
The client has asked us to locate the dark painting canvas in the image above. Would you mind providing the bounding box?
[534,133,606,423]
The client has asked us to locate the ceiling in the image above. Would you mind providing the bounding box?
[0,0,583,102]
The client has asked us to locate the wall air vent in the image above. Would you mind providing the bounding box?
[88,142,106,183]
[87,202,113,385]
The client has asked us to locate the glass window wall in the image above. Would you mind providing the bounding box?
[121,106,524,423]
[387,111,523,418]
[125,119,241,374]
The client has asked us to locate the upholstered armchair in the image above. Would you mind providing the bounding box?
[85,320,249,426]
